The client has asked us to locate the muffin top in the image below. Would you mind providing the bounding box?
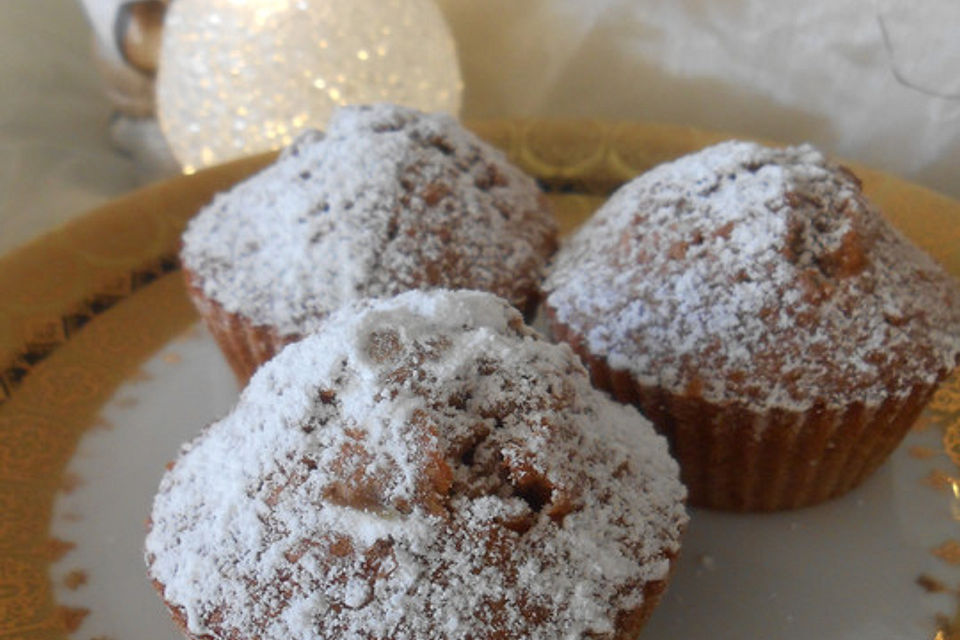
[145,290,687,640]
[180,104,556,336]
[545,141,960,411]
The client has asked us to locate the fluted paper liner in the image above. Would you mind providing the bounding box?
[185,271,296,383]
[547,306,944,511]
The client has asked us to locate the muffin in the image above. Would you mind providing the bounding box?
[145,290,687,640]
[543,140,960,511]
[180,104,557,382]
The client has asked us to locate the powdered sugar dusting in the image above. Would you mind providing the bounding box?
[545,141,960,410]
[145,290,687,639]
[180,104,556,337]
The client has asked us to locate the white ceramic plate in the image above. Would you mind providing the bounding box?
[4,119,960,640]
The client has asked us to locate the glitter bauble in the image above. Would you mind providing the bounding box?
[156,0,463,171]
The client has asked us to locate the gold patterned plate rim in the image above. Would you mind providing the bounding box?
[2,118,960,640]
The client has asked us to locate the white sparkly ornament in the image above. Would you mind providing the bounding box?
[156,0,463,171]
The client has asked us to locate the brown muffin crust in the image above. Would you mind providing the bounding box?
[544,141,960,510]
[146,290,687,638]
[180,104,556,382]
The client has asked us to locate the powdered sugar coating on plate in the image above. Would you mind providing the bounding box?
[180,104,556,337]
[544,141,960,411]
[145,290,687,640]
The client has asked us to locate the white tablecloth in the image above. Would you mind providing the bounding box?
[3,0,958,256]
[0,0,147,255]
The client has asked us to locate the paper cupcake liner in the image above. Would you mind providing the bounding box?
[616,553,679,638]
[547,308,941,511]
[182,263,552,385]
[184,270,297,384]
